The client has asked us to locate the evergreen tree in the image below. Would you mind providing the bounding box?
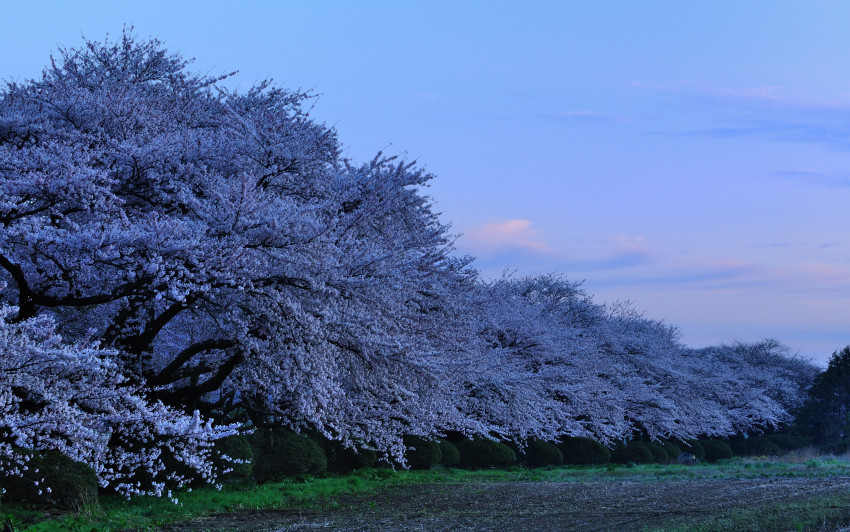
[796,346,850,446]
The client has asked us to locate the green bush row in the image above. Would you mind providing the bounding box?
[212,432,803,484]
[240,430,812,485]
[2,430,811,510]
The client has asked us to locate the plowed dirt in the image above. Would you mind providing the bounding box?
[161,474,850,531]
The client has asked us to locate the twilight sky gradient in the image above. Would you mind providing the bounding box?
[4,1,850,365]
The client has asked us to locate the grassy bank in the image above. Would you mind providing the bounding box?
[5,456,850,531]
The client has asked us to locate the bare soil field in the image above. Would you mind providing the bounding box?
[162,474,850,531]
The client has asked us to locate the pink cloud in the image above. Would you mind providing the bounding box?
[463,219,553,255]
[799,263,850,286]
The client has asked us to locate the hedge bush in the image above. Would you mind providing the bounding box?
[659,440,682,460]
[213,434,254,483]
[646,442,669,463]
[248,428,327,483]
[312,435,377,473]
[520,439,563,468]
[1,450,98,510]
[734,436,780,456]
[558,437,611,465]
[681,440,705,461]
[611,441,654,464]
[701,440,733,462]
[404,436,443,470]
[457,438,517,470]
[438,439,460,467]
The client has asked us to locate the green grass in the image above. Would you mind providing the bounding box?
[6,458,850,531]
[4,468,473,531]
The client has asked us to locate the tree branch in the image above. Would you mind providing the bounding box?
[0,252,142,321]
[123,297,195,354]
[157,351,244,404]
[150,338,235,386]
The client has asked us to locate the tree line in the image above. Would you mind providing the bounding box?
[0,30,823,498]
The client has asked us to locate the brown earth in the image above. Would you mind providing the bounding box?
[160,475,850,531]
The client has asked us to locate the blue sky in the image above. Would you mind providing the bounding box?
[4,1,850,364]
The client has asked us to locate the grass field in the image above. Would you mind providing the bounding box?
[5,453,850,531]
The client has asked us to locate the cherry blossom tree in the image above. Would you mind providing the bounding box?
[0,29,475,464]
[0,304,238,498]
[456,274,816,444]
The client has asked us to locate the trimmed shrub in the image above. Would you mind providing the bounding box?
[339,447,378,472]
[520,439,563,468]
[681,440,705,461]
[213,434,254,483]
[611,441,654,464]
[404,436,442,470]
[558,437,611,465]
[457,438,517,470]
[312,435,377,473]
[734,436,780,456]
[438,439,460,467]
[1,450,98,510]
[646,442,669,463]
[701,440,733,462]
[249,428,326,483]
[660,440,682,459]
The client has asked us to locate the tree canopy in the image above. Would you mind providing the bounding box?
[0,30,818,495]
[795,346,850,446]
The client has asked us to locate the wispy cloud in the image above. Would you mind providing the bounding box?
[559,236,652,271]
[631,80,850,110]
[631,80,850,150]
[799,263,850,286]
[612,235,650,254]
[463,228,658,276]
[585,255,766,292]
[464,221,850,310]
[588,252,850,299]
[753,242,792,249]
[752,239,844,250]
[645,258,759,289]
[686,120,850,149]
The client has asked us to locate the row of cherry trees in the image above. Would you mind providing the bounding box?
[0,31,817,496]
[461,276,814,445]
